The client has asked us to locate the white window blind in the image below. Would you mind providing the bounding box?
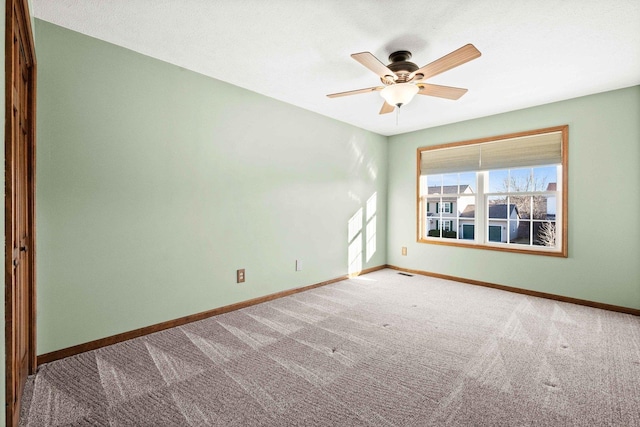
[420,130,563,175]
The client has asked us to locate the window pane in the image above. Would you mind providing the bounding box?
[534,221,557,247]
[546,196,557,219]
[488,224,502,242]
[488,196,508,218]
[457,196,475,218]
[512,220,530,245]
[443,173,458,189]
[426,197,439,218]
[511,195,532,219]
[461,224,475,240]
[533,165,557,189]
[442,220,456,239]
[459,172,476,193]
[427,217,442,237]
[532,195,553,220]
[426,174,442,192]
[509,168,533,192]
[488,169,509,193]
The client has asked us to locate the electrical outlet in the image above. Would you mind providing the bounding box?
[237,269,245,283]
[296,260,302,271]
[402,247,407,256]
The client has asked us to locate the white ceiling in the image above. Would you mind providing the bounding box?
[33,0,640,136]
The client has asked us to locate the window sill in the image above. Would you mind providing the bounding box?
[417,237,567,257]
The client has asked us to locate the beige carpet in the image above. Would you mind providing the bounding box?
[20,269,640,426]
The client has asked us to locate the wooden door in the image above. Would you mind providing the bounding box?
[5,0,36,425]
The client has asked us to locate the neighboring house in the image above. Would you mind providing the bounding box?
[425,185,474,236]
[511,181,557,221]
[459,204,520,242]
[543,182,557,221]
[425,182,557,241]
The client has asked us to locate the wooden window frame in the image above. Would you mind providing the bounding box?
[416,125,568,257]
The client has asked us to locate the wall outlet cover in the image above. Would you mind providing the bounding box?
[237,269,245,283]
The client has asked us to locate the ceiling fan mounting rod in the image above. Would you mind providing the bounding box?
[388,50,412,63]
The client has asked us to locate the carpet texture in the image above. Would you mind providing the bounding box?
[20,269,640,426]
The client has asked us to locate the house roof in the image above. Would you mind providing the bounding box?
[427,185,471,195]
[546,183,557,191]
[460,205,475,217]
[460,204,518,218]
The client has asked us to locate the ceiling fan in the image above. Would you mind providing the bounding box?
[327,44,481,114]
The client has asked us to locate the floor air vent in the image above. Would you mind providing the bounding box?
[398,272,414,277]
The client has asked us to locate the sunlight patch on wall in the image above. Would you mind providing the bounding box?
[348,208,363,275]
[348,208,363,243]
[348,192,378,274]
[347,190,362,207]
[366,193,376,221]
[366,193,377,262]
[348,235,363,276]
[348,133,378,181]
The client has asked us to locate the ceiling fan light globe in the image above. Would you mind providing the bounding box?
[380,83,419,107]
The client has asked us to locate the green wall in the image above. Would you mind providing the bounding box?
[387,86,640,310]
[35,20,388,354]
[33,17,640,360]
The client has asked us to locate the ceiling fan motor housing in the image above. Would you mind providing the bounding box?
[383,50,420,83]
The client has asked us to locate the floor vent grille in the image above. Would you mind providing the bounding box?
[398,272,414,277]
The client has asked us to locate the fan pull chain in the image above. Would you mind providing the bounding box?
[396,106,399,125]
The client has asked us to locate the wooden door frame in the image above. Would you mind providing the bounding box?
[4,0,36,425]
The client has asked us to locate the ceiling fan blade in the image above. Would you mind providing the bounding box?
[351,52,396,79]
[417,84,468,100]
[327,86,384,98]
[411,44,481,81]
[379,102,395,114]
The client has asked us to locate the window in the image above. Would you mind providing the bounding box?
[417,126,568,256]
[439,202,453,213]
